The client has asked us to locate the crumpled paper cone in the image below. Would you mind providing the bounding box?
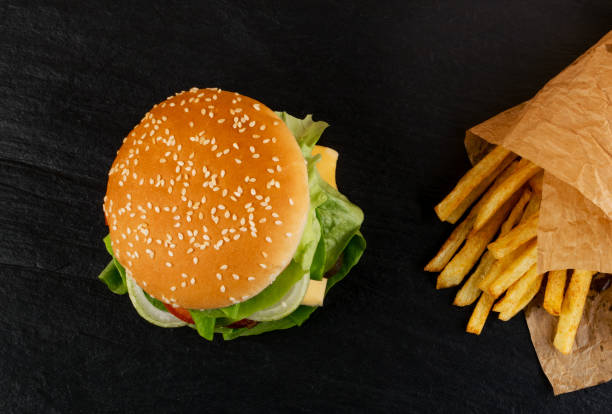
[463,30,612,393]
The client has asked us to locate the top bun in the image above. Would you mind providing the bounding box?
[103,88,309,309]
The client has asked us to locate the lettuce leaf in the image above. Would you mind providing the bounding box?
[98,260,127,295]
[275,112,328,156]
[99,235,127,294]
[189,311,216,341]
[313,174,364,273]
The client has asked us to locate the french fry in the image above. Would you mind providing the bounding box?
[528,171,544,194]
[543,270,567,316]
[499,187,532,235]
[434,146,515,222]
[436,192,519,289]
[473,159,542,232]
[454,251,496,306]
[466,293,495,335]
[424,216,473,272]
[492,263,539,314]
[487,239,538,298]
[487,212,538,259]
[520,191,541,223]
[426,160,520,272]
[454,188,529,306]
[498,272,544,321]
[479,241,527,292]
[446,155,516,224]
[553,270,596,354]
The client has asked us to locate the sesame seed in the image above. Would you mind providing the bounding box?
[220,285,226,292]
[286,233,292,237]
[252,103,261,111]
[181,273,188,278]
[232,274,240,280]
[193,257,198,264]
[259,263,267,269]
[170,286,176,291]
[248,277,255,281]
[166,262,172,267]
[265,236,272,243]
[190,278,196,285]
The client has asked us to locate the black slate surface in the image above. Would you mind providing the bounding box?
[2,1,612,412]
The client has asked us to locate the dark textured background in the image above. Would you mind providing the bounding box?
[1,1,611,412]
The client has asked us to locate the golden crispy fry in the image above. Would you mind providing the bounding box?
[487,239,538,298]
[454,188,528,306]
[425,216,473,272]
[446,155,516,224]
[543,270,567,316]
[434,146,515,222]
[454,251,496,306]
[498,272,544,321]
[528,171,544,194]
[553,270,596,354]
[473,159,542,232]
[466,293,495,335]
[487,212,538,260]
[436,192,519,289]
[500,187,532,235]
[426,160,520,272]
[520,191,541,223]
[479,241,525,292]
[492,263,539,314]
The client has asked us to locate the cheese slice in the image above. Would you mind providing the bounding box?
[300,278,328,307]
[312,145,338,189]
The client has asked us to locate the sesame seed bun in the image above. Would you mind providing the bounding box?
[103,88,309,309]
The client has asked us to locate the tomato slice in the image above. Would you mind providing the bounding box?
[163,304,195,324]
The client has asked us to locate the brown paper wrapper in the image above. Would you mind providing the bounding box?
[525,279,612,395]
[463,31,612,393]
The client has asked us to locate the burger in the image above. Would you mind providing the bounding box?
[98,88,365,340]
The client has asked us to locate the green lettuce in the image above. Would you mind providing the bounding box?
[98,260,126,295]
[97,112,365,341]
[99,235,127,295]
[276,112,329,157]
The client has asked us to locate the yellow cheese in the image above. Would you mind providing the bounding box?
[312,145,338,189]
[300,278,328,307]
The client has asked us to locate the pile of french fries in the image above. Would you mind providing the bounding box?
[426,146,596,354]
